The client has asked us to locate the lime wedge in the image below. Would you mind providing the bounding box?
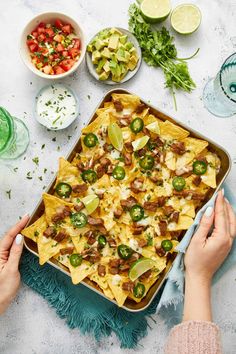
[141,0,171,23]
[132,135,149,151]
[81,194,100,215]
[170,4,201,34]
[129,258,156,282]
[108,122,123,151]
[145,121,160,135]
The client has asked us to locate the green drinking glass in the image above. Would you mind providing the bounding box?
[0,107,29,159]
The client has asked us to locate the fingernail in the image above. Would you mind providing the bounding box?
[15,234,23,245]
[22,213,29,218]
[225,197,230,204]
[222,188,224,196]
[204,206,213,217]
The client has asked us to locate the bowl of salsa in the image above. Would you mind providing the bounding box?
[20,12,86,78]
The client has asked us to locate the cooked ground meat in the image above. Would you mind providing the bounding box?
[159,220,167,236]
[98,264,106,277]
[155,246,166,257]
[60,247,74,255]
[171,142,186,155]
[72,184,88,194]
[113,99,124,112]
[192,175,202,186]
[54,231,68,243]
[122,281,134,292]
[43,226,56,238]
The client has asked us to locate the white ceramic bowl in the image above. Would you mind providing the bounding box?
[20,12,86,79]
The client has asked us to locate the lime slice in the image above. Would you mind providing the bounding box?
[132,135,149,151]
[108,122,123,151]
[141,0,171,23]
[145,121,160,135]
[129,258,156,282]
[170,4,201,34]
[81,194,100,215]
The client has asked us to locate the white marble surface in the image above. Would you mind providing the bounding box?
[1,0,236,353]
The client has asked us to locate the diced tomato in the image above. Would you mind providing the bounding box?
[60,59,75,72]
[41,48,49,56]
[69,48,80,59]
[29,43,39,53]
[62,24,72,34]
[55,19,64,29]
[38,22,46,28]
[31,31,38,38]
[73,38,80,49]
[54,66,65,75]
[45,27,55,38]
[56,43,64,52]
[38,34,46,42]
[53,53,60,59]
[37,27,45,34]
[27,39,36,46]
[62,50,69,57]
[43,65,53,74]
[45,37,53,43]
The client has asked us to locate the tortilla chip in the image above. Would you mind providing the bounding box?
[201,153,217,188]
[107,275,129,307]
[160,121,189,140]
[82,111,111,134]
[43,193,74,225]
[111,93,140,110]
[165,151,176,170]
[21,214,47,243]
[168,215,194,231]
[68,262,96,285]
[37,231,64,265]
[176,137,209,170]
[55,157,80,186]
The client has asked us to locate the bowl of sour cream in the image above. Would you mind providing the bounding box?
[35,83,79,130]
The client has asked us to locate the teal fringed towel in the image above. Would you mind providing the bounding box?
[20,250,163,349]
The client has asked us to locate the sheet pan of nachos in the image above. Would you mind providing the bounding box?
[22,89,231,311]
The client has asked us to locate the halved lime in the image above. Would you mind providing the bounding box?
[170,4,201,34]
[132,135,149,151]
[145,121,160,135]
[141,0,171,23]
[81,194,100,215]
[108,122,123,151]
[129,258,156,282]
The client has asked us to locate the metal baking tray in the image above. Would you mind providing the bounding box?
[24,88,231,312]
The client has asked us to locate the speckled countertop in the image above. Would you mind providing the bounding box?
[1,0,236,353]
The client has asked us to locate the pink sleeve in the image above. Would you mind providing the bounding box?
[164,320,222,354]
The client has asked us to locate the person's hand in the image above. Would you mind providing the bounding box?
[184,190,236,284]
[0,214,29,315]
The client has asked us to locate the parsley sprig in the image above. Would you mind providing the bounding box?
[128,3,199,109]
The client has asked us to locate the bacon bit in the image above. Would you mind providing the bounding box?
[122,281,134,292]
[193,176,202,186]
[137,238,148,248]
[139,269,152,281]
[163,205,175,217]
[107,238,117,248]
[74,202,84,212]
[72,183,88,194]
[124,142,133,153]
[43,226,56,238]
[132,224,145,235]
[143,201,159,212]
[135,103,146,114]
[114,208,123,219]
[87,216,104,226]
[60,247,74,255]
[171,142,186,155]
[120,196,137,210]
[54,231,69,242]
[155,246,166,257]
[113,99,124,112]
[130,177,146,194]
[98,264,106,277]
[124,152,132,166]
[170,211,180,223]
[157,196,167,207]
[159,220,167,236]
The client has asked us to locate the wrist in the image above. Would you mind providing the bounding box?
[185,271,212,288]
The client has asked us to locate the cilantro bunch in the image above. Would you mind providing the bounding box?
[129,4,199,108]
